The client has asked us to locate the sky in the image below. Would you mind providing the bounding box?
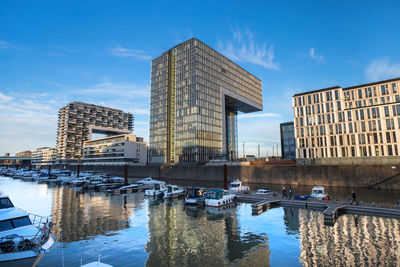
[1,0,400,156]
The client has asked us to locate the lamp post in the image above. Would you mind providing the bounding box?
[242,141,245,159]
[257,144,260,159]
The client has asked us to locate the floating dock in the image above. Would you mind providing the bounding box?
[237,195,400,226]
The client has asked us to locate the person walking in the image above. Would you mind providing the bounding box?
[282,186,286,198]
[350,190,359,205]
[289,187,293,200]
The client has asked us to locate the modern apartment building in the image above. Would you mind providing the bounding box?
[293,77,400,159]
[280,122,296,160]
[15,150,32,157]
[149,38,263,164]
[57,102,133,163]
[32,147,57,166]
[82,134,147,165]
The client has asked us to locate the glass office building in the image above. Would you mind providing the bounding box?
[280,122,296,160]
[150,38,263,164]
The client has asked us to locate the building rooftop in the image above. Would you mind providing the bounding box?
[293,77,400,97]
[156,38,262,83]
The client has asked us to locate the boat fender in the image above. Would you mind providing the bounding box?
[18,239,33,251]
[0,240,15,253]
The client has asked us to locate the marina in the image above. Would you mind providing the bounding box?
[1,169,400,266]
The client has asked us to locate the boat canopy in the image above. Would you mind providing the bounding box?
[0,208,28,222]
[206,189,228,199]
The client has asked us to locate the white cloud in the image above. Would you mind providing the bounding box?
[0,92,13,102]
[0,78,151,154]
[238,112,280,119]
[307,47,325,64]
[218,26,279,70]
[110,45,151,60]
[365,58,400,81]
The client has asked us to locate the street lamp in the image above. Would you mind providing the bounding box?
[242,141,245,159]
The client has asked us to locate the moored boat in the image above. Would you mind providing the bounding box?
[205,189,235,207]
[185,187,206,205]
[0,193,54,267]
[309,186,329,200]
[163,185,185,199]
[228,179,250,193]
[145,183,167,197]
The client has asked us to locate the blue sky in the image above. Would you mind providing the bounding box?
[1,0,400,156]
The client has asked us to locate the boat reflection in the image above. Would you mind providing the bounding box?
[51,187,144,243]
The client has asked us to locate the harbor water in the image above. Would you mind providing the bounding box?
[1,175,400,266]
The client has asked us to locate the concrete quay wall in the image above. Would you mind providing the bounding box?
[52,164,400,189]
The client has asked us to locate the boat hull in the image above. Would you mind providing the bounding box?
[205,195,235,207]
[0,251,42,267]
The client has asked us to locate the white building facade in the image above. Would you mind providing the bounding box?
[32,147,57,166]
[293,77,400,159]
[82,134,147,165]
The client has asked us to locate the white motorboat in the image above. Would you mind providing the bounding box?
[185,187,206,205]
[0,192,54,267]
[137,177,165,185]
[81,255,113,267]
[107,184,139,194]
[228,179,250,193]
[309,186,329,200]
[69,177,91,186]
[145,183,167,197]
[163,185,185,199]
[255,188,275,196]
[205,189,235,207]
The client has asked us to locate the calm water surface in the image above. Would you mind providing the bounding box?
[1,176,400,266]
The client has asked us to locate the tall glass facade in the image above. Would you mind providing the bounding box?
[150,38,262,164]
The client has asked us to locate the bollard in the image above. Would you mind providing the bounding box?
[223,164,228,190]
[124,164,128,185]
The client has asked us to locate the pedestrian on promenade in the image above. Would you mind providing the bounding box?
[350,190,359,205]
[282,186,286,198]
[289,187,293,200]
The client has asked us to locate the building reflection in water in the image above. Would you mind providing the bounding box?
[281,207,400,266]
[145,201,270,266]
[51,187,144,242]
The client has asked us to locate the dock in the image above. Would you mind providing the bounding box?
[235,193,400,226]
[251,199,281,215]
[323,204,346,225]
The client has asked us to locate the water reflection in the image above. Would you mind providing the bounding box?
[0,176,399,266]
[145,200,270,266]
[297,210,400,266]
[51,187,144,242]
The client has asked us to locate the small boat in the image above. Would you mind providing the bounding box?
[205,189,235,207]
[69,177,91,186]
[185,187,206,205]
[0,192,54,266]
[163,185,185,199]
[80,255,113,267]
[145,183,167,197]
[137,177,165,185]
[255,188,275,196]
[309,186,329,200]
[294,195,309,200]
[228,179,250,193]
[107,184,139,194]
